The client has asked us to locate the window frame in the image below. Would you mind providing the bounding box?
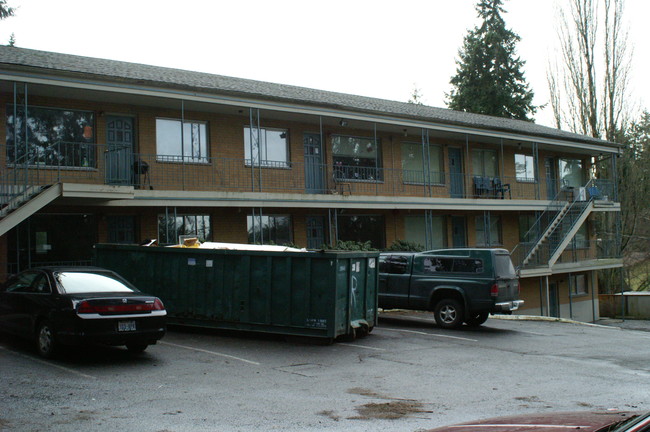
[247,214,293,245]
[515,153,536,183]
[518,214,538,243]
[572,223,589,250]
[244,126,290,169]
[331,134,383,182]
[156,118,209,164]
[404,214,447,249]
[475,214,502,247]
[157,213,212,245]
[336,214,386,249]
[570,274,588,296]
[400,141,444,185]
[472,148,499,177]
[558,158,584,189]
[6,104,97,169]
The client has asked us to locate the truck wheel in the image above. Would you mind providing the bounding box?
[434,299,464,329]
[465,312,489,327]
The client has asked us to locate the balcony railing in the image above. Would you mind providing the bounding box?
[0,143,619,202]
[514,238,621,269]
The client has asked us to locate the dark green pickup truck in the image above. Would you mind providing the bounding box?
[378,248,523,328]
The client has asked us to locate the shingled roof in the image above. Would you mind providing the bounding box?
[0,45,617,149]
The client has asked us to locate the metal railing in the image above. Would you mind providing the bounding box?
[510,188,570,268]
[0,142,620,201]
[511,179,616,270]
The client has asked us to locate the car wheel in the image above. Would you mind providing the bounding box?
[434,299,464,329]
[36,321,57,358]
[465,312,489,327]
[126,343,148,353]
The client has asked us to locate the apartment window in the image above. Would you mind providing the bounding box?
[158,214,211,245]
[476,214,501,246]
[404,215,447,249]
[401,142,444,184]
[515,154,535,182]
[571,274,588,295]
[6,104,96,167]
[247,214,292,245]
[332,135,382,181]
[107,216,136,244]
[244,126,289,168]
[337,215,385,249]
[519,214,538,243]
[156,118,208,163]
[572,224,589,249]
[559,158,583,188]
[472,149,498,177]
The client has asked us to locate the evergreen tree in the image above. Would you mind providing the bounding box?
[447,0,537,121]
[0,0,15,20]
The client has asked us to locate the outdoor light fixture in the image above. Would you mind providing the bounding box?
[339,120,348,127]
[403,129,408,137]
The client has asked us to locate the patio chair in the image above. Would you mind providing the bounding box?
[587,186,601,200]
[473,176,488,197]
[332,168,352,195]
[493,177,511,199]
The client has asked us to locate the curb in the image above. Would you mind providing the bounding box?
[489,314,620,329]
[379,309,622,330]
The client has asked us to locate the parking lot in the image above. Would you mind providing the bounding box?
[1,312,649,432]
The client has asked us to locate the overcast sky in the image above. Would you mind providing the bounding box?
[1,0,648,128]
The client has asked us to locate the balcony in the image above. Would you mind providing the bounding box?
[0,142,618,203]
[516,238,623,277]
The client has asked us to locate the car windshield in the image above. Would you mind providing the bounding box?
[603,412,650,432]
[55,272,136,294]
[494,253,516,279]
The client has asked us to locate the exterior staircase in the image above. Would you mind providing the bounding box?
[0,153,62,236]
[512,179,603,273]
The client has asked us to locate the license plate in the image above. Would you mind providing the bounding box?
[118,320,136,332]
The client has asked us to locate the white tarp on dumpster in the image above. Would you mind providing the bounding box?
[198,242,307,252]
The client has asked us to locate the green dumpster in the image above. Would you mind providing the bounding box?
[93,244,378,341]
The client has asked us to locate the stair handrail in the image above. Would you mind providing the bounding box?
[545,179,596,260]
[512,178,599,270]
[0,141,63,208]
[511,186,570,268]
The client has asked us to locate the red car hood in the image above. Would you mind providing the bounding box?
[428,411,635,432]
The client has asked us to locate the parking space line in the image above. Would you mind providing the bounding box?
[0,345,97,379]
[160,341,260,365]
[337,343,386,351]
[379,327,478,342]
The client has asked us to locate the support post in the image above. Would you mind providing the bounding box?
[568,272,574,320]
[545,276,550,317]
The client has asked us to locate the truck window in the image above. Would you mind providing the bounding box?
[380,255,409,275]
[453,258,484,273]
[494,253,516,278]
[423,257,454,273]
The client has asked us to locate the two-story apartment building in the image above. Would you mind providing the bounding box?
[0,46,623,322]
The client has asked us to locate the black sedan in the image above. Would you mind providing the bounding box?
[0,266,166,357]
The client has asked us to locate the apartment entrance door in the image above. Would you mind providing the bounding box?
[545,157,557,199]
[304,133,324,193]
[448,147,464,198]
[549,282,560,317]
[306,216,325,249]
[451,216,466,247]
[106,116,134,185]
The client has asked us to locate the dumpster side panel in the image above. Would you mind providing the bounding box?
[94,245,377,339]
